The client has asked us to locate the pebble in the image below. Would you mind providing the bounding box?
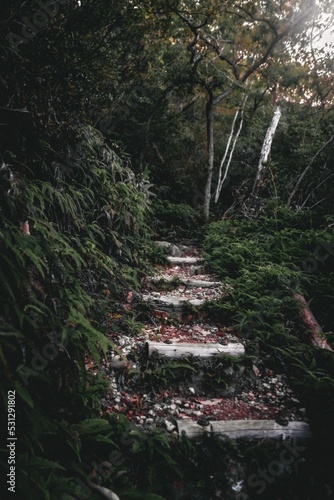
[165,420,176,432]
[197,416,210,427]
[224,367,234,377]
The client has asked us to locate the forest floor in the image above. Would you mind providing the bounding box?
[84,243,310,438]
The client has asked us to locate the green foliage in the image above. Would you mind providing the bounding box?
[0,0,334,496]
[141,355,197,389]
[0,24,154,492]
[152,200,205,239]
[203,209,334,456]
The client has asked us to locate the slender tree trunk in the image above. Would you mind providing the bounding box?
[252,106,281,196]
[214,109,239,203]
[204,91,214,219]
[214,92,248,203]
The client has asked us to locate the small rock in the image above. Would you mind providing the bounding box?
[276,415,289,426]
[197,416,210,427]
[165,420,176,432]
[154,241,171,249]
[170,244,182,257]
[223,366,234,377]
[189,265,206,276]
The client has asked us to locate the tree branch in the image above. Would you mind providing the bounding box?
[287,136,334,207]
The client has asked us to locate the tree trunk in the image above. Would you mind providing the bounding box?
[214,92,249,204]
[252,106,281,196]
[214,108,239,203]
[204,91,214,219]
[294,293,333,351]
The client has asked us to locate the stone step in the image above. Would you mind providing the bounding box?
[177,419,311,440]
[154,241,184,257]
[167,256,205,265]
[147,276,221,288]
[146,341,245,358]
[142,294,205,310]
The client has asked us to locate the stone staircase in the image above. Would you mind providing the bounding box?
[104,241,311,443]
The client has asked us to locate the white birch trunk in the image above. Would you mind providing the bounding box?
[204,94,214,219]
[215,112,245,203]
[214,92,249,203]
[214,109,239,203]
[252,106,281,195]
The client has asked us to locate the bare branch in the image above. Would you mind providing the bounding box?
[287,136,334,207]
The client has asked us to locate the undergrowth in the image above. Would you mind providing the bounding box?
[202,207,334,493]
